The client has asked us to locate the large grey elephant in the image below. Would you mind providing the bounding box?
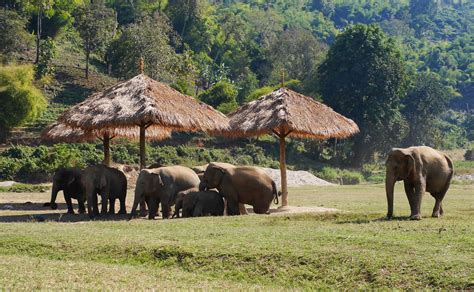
[199,162,278,215]
[44,167,86,214]
[130,166,200,219]
[385,146,454,220]
[174,188,224,218]
[82,165,127,218]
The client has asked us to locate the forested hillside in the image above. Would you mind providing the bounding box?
[0,0,472,174]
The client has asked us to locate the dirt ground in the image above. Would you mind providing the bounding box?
[0,190,339,223]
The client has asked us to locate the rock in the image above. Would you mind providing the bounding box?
[0,181,16,187]
[2,205,14,210]
[261,168,332,187]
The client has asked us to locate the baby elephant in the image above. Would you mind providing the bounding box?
[174,188,224,218]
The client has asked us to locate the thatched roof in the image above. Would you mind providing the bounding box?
[58,74,229,133]
[42,122,171,142]
[226,88,359,139]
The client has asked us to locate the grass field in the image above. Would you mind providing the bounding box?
[0,184,472,289]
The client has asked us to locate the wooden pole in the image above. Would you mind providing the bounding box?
[103,133,111,166]
[139,124,146,170]
[279,134,288,207]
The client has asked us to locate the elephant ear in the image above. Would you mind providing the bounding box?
[404,154,415,178]
[152,172,164,186]
[66,176,75,186]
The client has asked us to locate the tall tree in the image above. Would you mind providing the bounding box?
[318,24,409,165]
[74,1,116,79]
[402,72,450,146]
[107,13,185,82]
[0,9,33,57]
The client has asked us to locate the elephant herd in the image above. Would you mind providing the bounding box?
[44,162,279,220]
[45,146,455,221]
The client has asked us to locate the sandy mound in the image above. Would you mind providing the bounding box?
[261,168,332,187]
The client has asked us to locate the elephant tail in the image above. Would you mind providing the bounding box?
[445,154,454,185]
[272,180,279,205]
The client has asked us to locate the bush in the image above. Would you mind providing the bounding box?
[199,81,238,109]
[317,167,364,185]
[0,65,47,129]
[246,86,274,102]
[340,170,364,185]
[0,10,33,57]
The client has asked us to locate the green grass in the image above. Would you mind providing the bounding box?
[0,184,472,289]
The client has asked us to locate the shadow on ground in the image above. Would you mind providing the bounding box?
[0,212,131,223]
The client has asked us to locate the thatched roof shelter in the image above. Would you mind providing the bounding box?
[58,73,229,169]
[42,122,171,165]
[225,87,359,207]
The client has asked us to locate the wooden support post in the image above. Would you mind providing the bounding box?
[139,124,146,170]
[279,134,288,207]
[103,133,111,166]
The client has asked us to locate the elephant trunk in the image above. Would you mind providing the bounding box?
[385,171,396,219]
[129,189,142,219]
[199,181,207,191]
[48,184,59,209]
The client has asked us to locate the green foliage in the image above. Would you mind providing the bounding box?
[318,24,409,165]
[35,37,56,79]
[0,9,33,57]
[316,167,364,185]
[107,14,184,82]
[402,72,450,146]
[245,86,274,102]
[74,1,116,78]
[0,183,49,192]
[0,65,47,129]
[199,80,237,109]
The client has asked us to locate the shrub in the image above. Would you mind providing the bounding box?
[199,81,238,109]
[340,170,364,185]
[0,65,47,129]
[246,86,274,102]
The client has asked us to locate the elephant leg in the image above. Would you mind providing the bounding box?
[431,190,447,218]
[139,198,148,217]
[64,192,74,214]
[192,203,203,217]
[100,192,108,215]
[92,195,99,217]
[161,201,170,219]
[226,198,240,216]
[410,182,425,220]
[108,197,116,215]
[118,196,127,214]
[78,196,86,214]
[148,197,158,220]
[239,203,248,215]
[404,181,417,219]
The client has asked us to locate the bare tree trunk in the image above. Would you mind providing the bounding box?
[35,8,42,64]
[103,134,111,166]
[85,47,90,79]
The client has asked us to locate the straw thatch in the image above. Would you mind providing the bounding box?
[58,74,229,133]
[226,88,359,139]
[42,122,171,142]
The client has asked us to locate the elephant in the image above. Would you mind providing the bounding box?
[82,165,127,218]
[130,165,200,220]
[385,146,454,220]
[43,167,86,214]
[174,188,224,218]
[199,162,279,215]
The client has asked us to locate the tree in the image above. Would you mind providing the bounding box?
[268,28,327,94]
[409,0,440,17]
[318,24,409,165]
[107,13,184,82]
[199,80,238,113]
[0,9,33,57]
[0,65,47,142]
[74,1,116,79]
[402,72,450,146]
